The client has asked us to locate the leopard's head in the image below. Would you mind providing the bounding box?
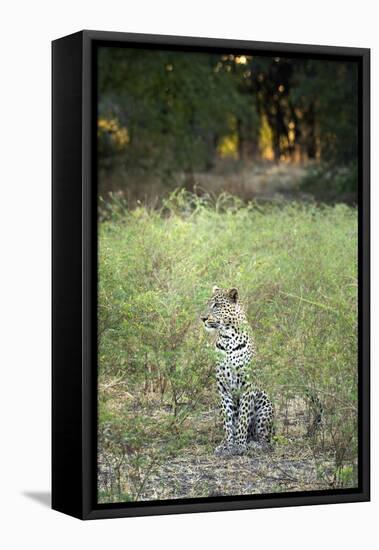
[201,286,242,333]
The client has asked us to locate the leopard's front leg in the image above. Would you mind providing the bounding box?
[234,389,255,455]
[214,380,236,456]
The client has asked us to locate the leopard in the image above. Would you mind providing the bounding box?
[201,286,274,456]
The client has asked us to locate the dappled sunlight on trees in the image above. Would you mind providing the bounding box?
[97,47,358,202]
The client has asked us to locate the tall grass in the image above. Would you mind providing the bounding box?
[98,190,358,502]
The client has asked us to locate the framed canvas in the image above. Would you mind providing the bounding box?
[52,30,370,520]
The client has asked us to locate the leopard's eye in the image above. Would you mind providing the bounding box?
[212,302,219,309]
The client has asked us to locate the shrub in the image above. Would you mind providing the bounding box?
[98,190,358,500]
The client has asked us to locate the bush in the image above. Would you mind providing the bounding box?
[300,162,358,200]
[98,190,358,500]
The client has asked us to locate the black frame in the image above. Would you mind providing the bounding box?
[52,30,370,520]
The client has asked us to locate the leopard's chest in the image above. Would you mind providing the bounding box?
[216,352,249,393]
[214,328,254,393]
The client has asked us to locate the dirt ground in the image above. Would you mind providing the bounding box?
[192,162,310,202]
[98,395,351,503]
[99,162,314,207]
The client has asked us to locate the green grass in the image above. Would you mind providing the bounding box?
[98,190,358,502]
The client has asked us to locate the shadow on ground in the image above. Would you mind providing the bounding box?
[23,491,51,507]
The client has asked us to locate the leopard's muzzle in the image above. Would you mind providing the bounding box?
[201,315,220,330]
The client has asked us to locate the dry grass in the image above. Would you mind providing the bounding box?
[98,393,353,503]
[99,161,310,207]
[97,196,358,504]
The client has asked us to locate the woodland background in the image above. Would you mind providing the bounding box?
[98,47,358,204]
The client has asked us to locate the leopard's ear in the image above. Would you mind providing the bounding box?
[228,288,238,303]
[212,286,220,294]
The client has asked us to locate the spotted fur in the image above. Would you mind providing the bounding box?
[201,286,274,456]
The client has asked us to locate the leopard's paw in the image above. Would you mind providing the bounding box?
[214,442,234,456]
[229,443,247,456]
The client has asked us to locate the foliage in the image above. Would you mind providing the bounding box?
[98,49,358,194]
[98,48,251,179]
[290,60,358,164]
[300,161,358,198]
[98,191,358,502]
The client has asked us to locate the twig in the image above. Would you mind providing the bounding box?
[279,290,339,313]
